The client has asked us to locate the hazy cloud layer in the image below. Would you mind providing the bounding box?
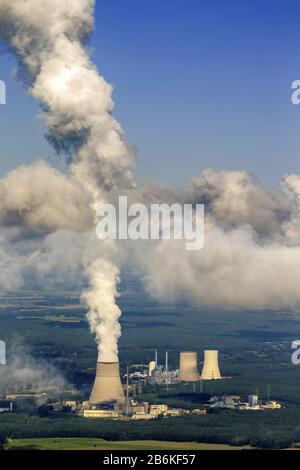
[0,161,93,232]
[0,341,67,394]
[2,160,300,310]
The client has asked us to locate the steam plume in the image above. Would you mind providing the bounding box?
[0,340,67,394]
[0,161,93,232]
[1,0,300,344]
[0,0,134,362]
[82,258,122,362]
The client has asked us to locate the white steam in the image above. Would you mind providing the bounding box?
[0,161,93,232]
[0,341,67,394]
[0,0,134,362]
[1,0,300,370]
[83,257,122,362]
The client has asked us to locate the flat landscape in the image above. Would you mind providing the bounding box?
[4,438,247,451]
[0,287,300,449]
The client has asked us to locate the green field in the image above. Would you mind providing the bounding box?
[4,437,247,451]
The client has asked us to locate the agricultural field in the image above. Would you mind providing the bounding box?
[4,437,247,451]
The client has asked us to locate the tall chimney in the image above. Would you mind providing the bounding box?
[179,351,199,381]
[165,350,169,372]
[200,350,221,380]
[89,362,125,404]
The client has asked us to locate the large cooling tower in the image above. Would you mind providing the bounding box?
[89,362,125,404]
[200,350,221,380]
[179,351,199,381]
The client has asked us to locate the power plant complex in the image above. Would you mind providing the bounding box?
[1,344,282,420]
[88,349,223,406]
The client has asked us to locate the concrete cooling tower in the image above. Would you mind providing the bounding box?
[201,350,221,380]
[89,362,125,404]
[179,351,199,381]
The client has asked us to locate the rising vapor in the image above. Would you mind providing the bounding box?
[1,0,300,369]
[0,0,134,362]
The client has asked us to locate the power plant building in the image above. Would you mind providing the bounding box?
[179,351,199,382]
[89,362,125,404]
[148,361,156,376]
[200,350,221,380]
[248,395,259,407]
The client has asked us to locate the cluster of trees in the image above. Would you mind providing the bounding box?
[0,409,299,450]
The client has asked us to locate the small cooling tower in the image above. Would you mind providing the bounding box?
[89,362,125,404]
[200,350,221,380]
[179,351,199,381]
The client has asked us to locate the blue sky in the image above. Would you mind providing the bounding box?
[1,0,300,186]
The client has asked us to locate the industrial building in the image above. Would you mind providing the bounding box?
[209,395,241,409]
[208,394,282,411]
[149,404,168,416]
[83,409,119,418]
[239,394,282,411]
[148,361,156,376]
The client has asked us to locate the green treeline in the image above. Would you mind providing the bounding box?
[0,409,299,450]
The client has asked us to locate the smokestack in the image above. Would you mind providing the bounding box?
[165,350,169,372]
[200,350,221,380]
[89,362,125,404]
[179,351,199,381]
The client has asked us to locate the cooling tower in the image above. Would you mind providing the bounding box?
[200,350,221,380]
[179,351,199,381]
[89,362,125,404]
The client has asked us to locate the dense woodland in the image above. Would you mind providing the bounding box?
[0,409,299,449]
